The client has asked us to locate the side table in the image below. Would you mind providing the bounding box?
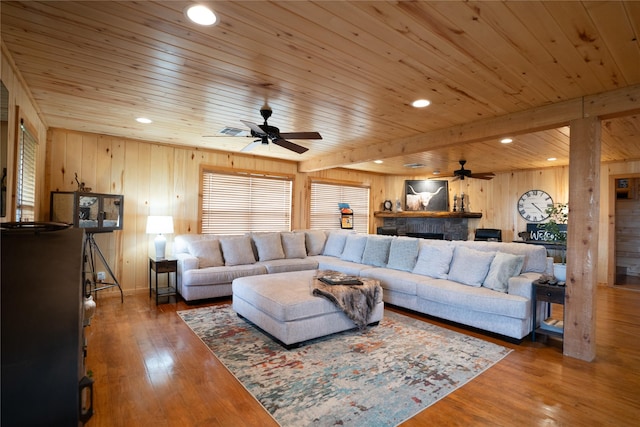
[532,282,565,343]
[149,257,178,305]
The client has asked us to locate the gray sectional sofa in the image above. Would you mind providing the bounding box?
[173,230,552,340]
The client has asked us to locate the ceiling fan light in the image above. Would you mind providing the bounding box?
[185,4,218,26]
[411,99,431,108]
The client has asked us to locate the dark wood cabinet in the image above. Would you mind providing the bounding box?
[1,224,93,425]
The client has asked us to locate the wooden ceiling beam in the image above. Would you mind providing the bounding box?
[298,84,640,173]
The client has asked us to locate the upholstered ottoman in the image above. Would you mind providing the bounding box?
[232,270,384,348]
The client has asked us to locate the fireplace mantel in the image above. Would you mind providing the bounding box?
[373,211,482,219]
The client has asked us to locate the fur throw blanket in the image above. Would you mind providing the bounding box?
[312,272,382,329]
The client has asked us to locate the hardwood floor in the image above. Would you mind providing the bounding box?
[86,286,640,426]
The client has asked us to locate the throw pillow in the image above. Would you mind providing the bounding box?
[323,231,350,257]
[305,229,327,256]
[448,246,496,287]
[412,244,453,279]
[387,237,420,272]
[361,235,393,267]
[251,232,285,261]
[281,232,307,259]
[187,239,223,268]
[219,236,257,266]
[340,234,368,263]
[483,252,525,293]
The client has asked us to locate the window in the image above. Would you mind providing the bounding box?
[310,181,369,231]
[200,170,292,234]
[16,119,37,222]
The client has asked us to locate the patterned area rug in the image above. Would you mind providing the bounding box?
[178,305,511,427]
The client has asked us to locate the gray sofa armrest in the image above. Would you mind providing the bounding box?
[507,272,542,299]
[175,252,198,294]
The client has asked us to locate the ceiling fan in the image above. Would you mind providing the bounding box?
[452,160,495,180]
[238,106,322,154]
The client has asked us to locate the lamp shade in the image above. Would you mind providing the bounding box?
[146,216,174,235]
[146,216,174,259]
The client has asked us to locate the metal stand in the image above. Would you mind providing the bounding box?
[83,232,123,302]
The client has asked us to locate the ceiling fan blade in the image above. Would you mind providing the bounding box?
[240,120,267,136]
[271,138,309,154]
[470,172,495,180]
[240,139,261,152]
[279,131,322,140]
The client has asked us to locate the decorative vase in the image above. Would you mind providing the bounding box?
[83,295,97,326]
[554,263,567,282]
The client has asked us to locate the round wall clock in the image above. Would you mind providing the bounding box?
[383,200,393,211]
[517,190,553,222]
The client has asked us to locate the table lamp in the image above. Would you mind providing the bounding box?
[146,215,174,259]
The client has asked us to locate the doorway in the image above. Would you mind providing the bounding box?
[614,176,640,289]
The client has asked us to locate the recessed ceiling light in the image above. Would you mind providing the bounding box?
[432,170,441,175]
[185,4,218,26]
[373,160,383,164]
[136,117,152,124]
[500,138,513,144]
[547,157,557,161]
[403,162,425,168]
[411,99,431,108]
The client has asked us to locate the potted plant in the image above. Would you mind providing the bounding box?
[538,203,568,281]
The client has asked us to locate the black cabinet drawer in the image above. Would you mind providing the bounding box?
[535,285,565,304]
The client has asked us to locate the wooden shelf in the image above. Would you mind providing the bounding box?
[374,211,482,219]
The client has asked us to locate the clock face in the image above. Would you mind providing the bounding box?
[518,190,553,222]
[383,200,393,211]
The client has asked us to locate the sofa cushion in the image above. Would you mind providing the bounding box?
[257,258,319,274]
[304,230,327,256]
[281,232,307,259]
[340,234,368,263]
[448,246,496,287]
[182,264,267,286]
[387,237,419,272]
[323,231,350,257]
[251,232,285,261]
[361,235,393,267]
[483,252,525,293]
[412,244,453,279]
[220,236,257,266]
[187,239,224,268]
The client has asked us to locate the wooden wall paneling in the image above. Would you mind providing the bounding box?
[135,142,152,291]
[95,135,113,193]
[80,133,98,191]
[120,140,140,294]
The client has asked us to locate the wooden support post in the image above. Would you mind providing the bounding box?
[564,116,601,361]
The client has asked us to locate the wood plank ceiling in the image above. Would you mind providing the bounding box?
[2,1,639,176]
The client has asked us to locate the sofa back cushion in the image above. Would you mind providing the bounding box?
[386,237,420,272]
[483,252,525,293]
[219,236,257,266]
[457,241,547,273]
[304,230,327,256]
[323,231,350,257]
[187,239,224,268]
[251,232,286,261]
[412,244,453,279]
[448,246,496,287]
[340,234,368,263]
[281,232,307,259]
[361,235,393,267]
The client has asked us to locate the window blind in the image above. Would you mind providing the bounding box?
[16,120,37,222]
[201,171,292,234]
[310,182,369,231]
